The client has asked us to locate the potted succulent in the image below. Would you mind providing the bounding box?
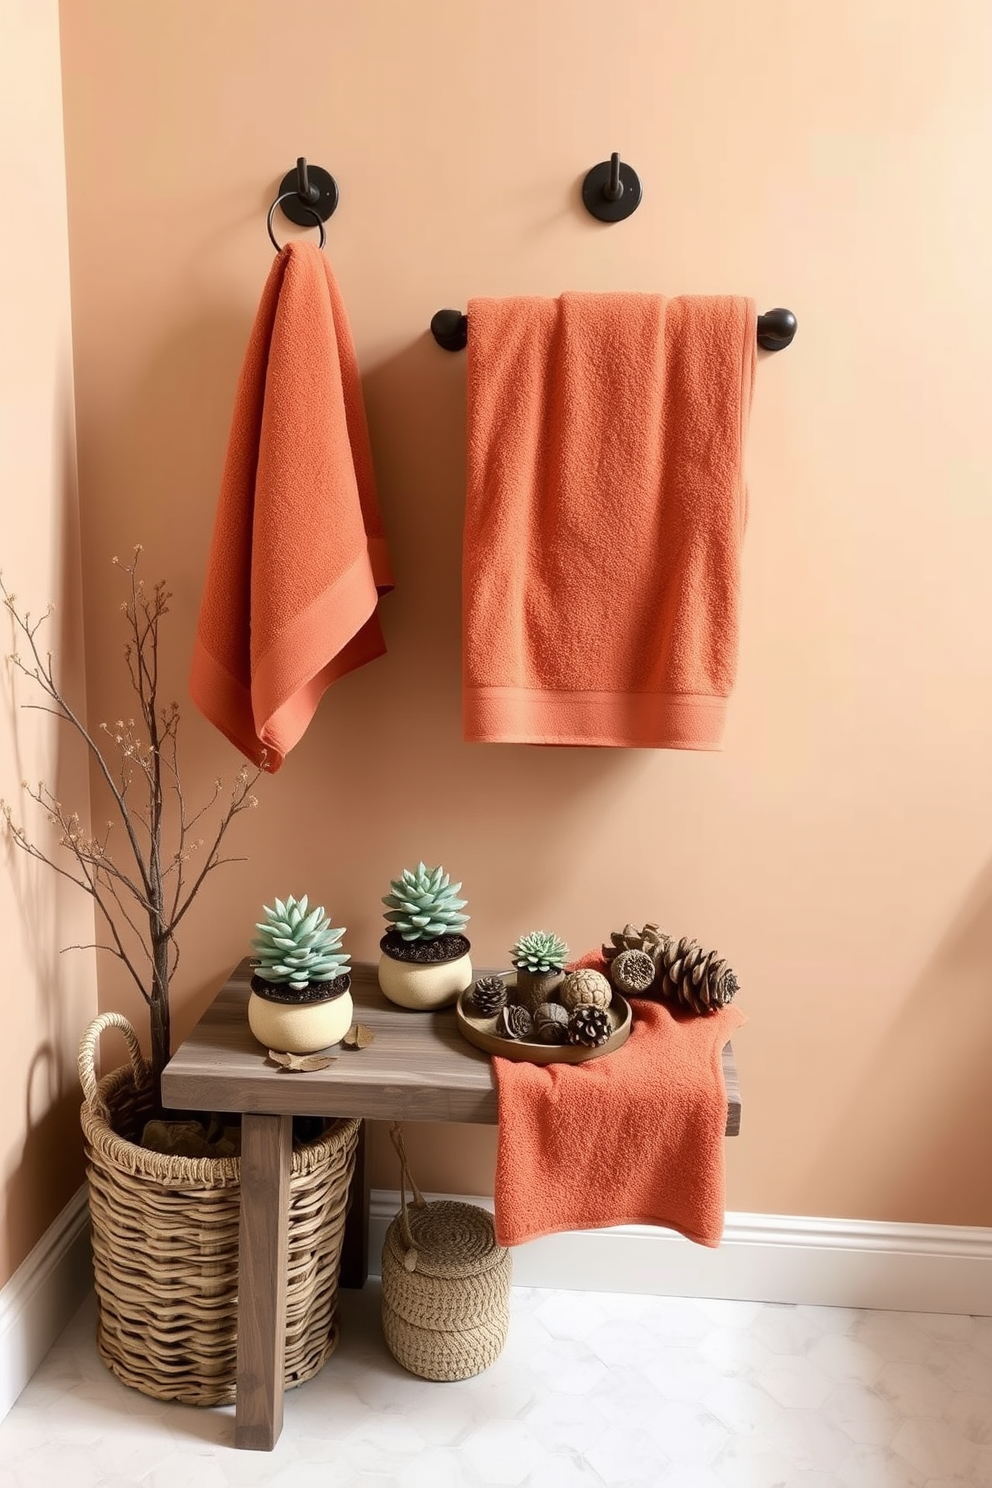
[511,930,569,1014]
[378,861,471,1009]
[248,894,353,1053]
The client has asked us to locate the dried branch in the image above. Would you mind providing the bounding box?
[0,547,263,1095]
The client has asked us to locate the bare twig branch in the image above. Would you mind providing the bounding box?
[0,551,262,1093]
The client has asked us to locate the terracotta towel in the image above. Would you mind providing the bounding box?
[463,293,756,749]
[493,952,746,1248]
[190,241,393,771]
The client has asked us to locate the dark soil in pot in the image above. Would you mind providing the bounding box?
[380,931,471,965]
[249,971,352,1004]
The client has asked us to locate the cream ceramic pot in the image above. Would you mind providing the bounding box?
[378,942,473,1011]
[247,978,354,1054]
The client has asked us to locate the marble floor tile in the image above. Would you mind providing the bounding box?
[0,1285,990,1488]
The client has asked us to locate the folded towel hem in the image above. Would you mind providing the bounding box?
[250,547,385,723]
[464,686,727,748]
[189,642,264,767]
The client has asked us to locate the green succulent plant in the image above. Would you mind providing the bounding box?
[512,930,569,974]
[382,862,469,942]
[251,894,349,989]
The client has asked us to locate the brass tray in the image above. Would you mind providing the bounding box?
[455,976,631,1065]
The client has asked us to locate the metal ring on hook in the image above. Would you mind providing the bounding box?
[266,191,326,252]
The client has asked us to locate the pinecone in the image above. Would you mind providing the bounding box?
[497,1004,534,1040]
[567,1004,612,1047]
[602,921,671,967]
[609,947,657,997]
[472,975,507,1017]
[657,936,739,1016]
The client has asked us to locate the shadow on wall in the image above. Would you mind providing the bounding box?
[806,854,992,1228]
[3,1046,84,1263]
[0,388,97,1265]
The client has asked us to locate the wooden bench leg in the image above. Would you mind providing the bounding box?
[339,1118,370,1288]
[235,1112,292,1450]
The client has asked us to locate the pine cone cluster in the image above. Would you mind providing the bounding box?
[657,936,739,1016]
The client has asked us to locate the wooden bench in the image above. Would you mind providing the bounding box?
[162,959,740,1450]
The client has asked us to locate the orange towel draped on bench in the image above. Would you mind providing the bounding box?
[463,292,756,749]
[190,241,393,771]
[493,952,745,1248]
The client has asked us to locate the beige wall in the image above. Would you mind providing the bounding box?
[0,0,97,1286]
[58,0,992,1224]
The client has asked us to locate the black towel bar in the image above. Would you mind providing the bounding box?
[430,306,798,353]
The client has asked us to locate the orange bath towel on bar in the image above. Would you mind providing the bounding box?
[190,241,393,771]
[463,293,756,748]
[493,952,745,1248]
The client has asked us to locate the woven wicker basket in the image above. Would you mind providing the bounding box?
[79,1011,359,1406]
[381,1124,511,1381]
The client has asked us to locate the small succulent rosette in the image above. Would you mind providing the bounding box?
[247,894,353,1054]
[510,929,568,1013]
[378,862,472,1009]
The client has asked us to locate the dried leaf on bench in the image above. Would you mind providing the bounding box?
[342,1023,375,1049]
[268,1049,337,1072]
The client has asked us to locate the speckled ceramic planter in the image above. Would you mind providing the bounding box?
[378,939,473,1011]
[247,975,354,1054]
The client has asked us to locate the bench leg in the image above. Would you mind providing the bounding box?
[235,1112,292,1450]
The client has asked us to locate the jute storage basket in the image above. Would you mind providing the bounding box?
[79,1012,360,1406]
[381,1124,511,1381]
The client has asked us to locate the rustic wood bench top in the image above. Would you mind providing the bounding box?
[162,958,741,1133]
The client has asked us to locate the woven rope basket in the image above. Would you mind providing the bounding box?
[381,1124,511,1381]
[79,1011,359,1406]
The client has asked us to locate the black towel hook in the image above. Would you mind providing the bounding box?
[267,156,339,251]
[429,306,798,353]
[582,152,642,222]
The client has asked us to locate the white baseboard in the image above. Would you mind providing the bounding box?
[369,1190,992,1317]
[2,1185,988,1426]
[0,1186,91,1423]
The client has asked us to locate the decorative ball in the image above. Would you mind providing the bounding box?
[610,948,657,996]
[497,1004,534,1041]
[567,1004,612,1048]
[559,968,612,1011]
[532,1001,569,1044]
[472,974,507,1017]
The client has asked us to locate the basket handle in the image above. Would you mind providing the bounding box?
[78,1011,148,1121]
[389,1121,426,1261]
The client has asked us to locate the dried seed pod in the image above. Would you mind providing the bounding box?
[497,1003,534,1040]
[559,967,612,1011]
[610,947,657,997]
[532,1001,570,1044]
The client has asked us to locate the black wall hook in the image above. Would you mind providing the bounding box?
[582,152,642,222]
[430,306,798,353]
[275,157,339,229]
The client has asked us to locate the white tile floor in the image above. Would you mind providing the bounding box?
[0,1284,990,1487]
